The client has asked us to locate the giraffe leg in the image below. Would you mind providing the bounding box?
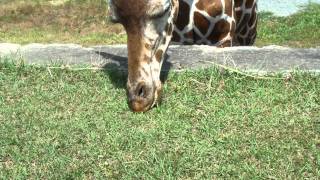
[234,0,258,46]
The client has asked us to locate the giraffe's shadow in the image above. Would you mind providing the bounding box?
[95,51,172,89]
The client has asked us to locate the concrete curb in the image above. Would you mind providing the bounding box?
[1,43,320,74]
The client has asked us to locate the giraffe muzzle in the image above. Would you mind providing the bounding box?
[127,82,159,112]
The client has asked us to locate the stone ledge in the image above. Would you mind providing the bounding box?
[1,43,320,74]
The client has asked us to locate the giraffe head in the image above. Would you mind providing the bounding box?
[108,0,178,112]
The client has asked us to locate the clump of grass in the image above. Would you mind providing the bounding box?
[256,3,320,48]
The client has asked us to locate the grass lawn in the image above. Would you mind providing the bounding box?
[1,0,320,179]
[0,62,319,178]
[0,0,125,45]
[256,3,320,48]
[0,0,320,47]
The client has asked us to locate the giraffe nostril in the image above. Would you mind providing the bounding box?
[138,86,145,97]
[135,83,147,98]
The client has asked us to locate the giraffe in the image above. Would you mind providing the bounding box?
[108,0,257,112]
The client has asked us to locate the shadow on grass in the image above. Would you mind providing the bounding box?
[95,51,172,89]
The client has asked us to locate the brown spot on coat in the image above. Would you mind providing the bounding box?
[175,0,190,31]
[195,0,222,17]
[145,43,152,50]
[208,20,230,44]
[155,49,163,62]
[185,30,193,38]
[194,11,210,35]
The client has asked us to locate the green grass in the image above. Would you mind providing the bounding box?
[256,3,320,48]
[0,62,319,178]
[0,1,320,47]
[0,28,126,45]
[0,1,320,178]
[0,0,126,45]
